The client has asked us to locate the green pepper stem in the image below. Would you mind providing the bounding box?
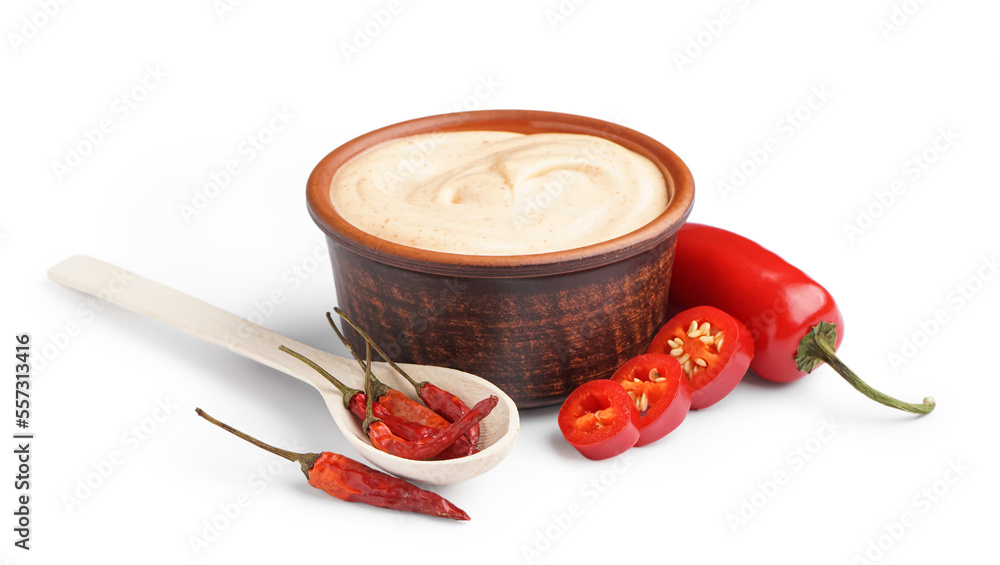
[195,408,320,479]
[325,312,365,368]
[795,322,935,415]
[279,345,359,407]
[360,343,381,433]
[332,307,425,394]
[325,312,391,399]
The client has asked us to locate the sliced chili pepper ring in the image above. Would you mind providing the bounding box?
[648,305,754,410]
[558,380,640,460]
[610,353,691,446]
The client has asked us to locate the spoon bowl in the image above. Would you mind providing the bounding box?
[47,255,519,485]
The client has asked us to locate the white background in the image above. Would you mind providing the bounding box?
[3,1,999,563]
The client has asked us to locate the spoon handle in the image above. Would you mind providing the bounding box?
[46,255,357,390]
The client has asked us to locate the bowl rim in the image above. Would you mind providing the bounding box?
[306,109,694,278]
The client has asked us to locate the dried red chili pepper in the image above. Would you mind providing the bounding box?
[332,308,480,447]
[327,312,458,431]
[279,345,478,459]
[376,388,451,429]
[359,343,498,461]
[194,408,470,520]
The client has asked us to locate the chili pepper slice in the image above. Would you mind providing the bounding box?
[558,379,640,460]
[647,306,754,409]
[332,309,481,448]
[279,346,478,458]
[361,344,498,461]
[669,223,934,415]
[195,408,469,520]
[610,354,691,446]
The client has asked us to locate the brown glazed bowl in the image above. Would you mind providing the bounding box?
[307,110,694,408]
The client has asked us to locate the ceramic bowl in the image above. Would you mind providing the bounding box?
[307,110,694,407]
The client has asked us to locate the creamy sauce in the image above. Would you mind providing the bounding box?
[329,131,669,255]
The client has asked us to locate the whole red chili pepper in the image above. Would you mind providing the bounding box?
[279,345,478,458]
[359,343,498,461]
[332,308,480,447]
[194,408,470,520]
[668,223,934,415]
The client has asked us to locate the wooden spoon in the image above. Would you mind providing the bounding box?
[47,255,519,485]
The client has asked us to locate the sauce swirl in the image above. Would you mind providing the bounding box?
[329,131,669,255]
